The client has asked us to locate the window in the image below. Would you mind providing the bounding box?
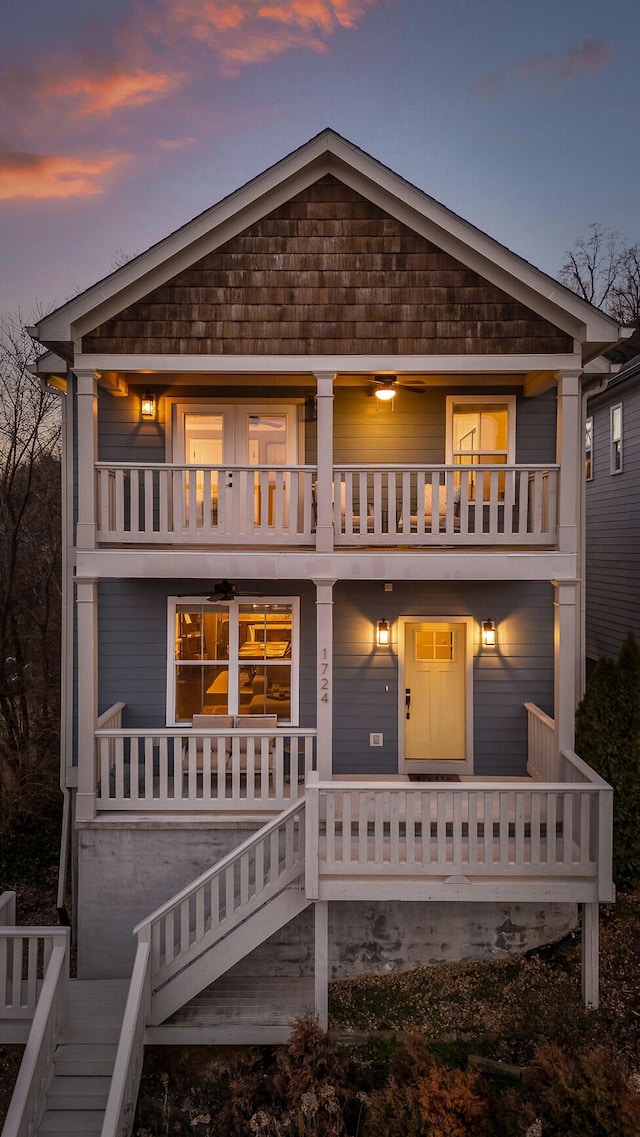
[610,404,623,473]
[585,416,593,480]
[446,396,515,499]
[168,598,298,724]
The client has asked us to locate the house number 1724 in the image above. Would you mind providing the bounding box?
[320,648,330,703]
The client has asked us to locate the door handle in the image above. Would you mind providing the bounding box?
[405,688,411,719]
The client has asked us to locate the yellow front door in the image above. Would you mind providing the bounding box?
[403,620,467,763]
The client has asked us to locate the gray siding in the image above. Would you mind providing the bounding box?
[586,376,640,662]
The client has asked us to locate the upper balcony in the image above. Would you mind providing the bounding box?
[94,461,559,548]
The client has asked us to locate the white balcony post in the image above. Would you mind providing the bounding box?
[581,902,599,1007]
[313,372,335,553]
[314,900,329,1029]
[314,579,335,779]
[75,371,99,549]
[552,579,580,754]
[76,578,98,821]
[556,372,581,555]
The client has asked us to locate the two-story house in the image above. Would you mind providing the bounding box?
[2,129,623,1134]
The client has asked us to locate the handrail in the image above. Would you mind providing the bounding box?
[100,937,151,1137]
[95,461,316,472]
[560,748,612,789]
[2,930,69,1137]
[0,929,67,1019]
[97,701,125,729]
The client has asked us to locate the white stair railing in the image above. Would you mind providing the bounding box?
[0,929,66,1021]
[0,891,16,926]
[1,929,69,1137]
[100,936,151,1137]
[135,798,306,997]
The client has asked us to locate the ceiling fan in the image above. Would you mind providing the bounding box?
[177,580,264,603]
[370,374,426,400]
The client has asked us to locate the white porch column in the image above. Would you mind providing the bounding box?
[556,372,581,556]
[581,902,599,1007]
[76,578,98,822]
[76,371,99,550]
[313,578,336,779]
[552,579,580,754]
[314,900,329,1029]
[313,372,335,554]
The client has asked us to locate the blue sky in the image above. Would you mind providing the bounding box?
[1,0,638,320]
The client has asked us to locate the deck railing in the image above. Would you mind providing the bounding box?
[0,891,16,927]
[0,929,68,1021]
[94,716,316,811]
[525,702,557,781]
[94,462,558,548]
[333,465,558,545]
[304,771,613,900]
[95,463,316,544]
[101,936,151,1137]
[1,929,69,1137]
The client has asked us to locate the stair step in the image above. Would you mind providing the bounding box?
[39,1109,104,1135]
[54,1043,118,1076]
[46,1074,111,1110]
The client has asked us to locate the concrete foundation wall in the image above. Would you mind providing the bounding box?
[77,823,577,981]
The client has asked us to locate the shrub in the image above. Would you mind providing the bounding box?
[527,1043,640,1137]
[362,1079,426,1137]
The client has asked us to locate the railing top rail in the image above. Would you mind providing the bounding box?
[133,797,305,936]
[561,749,613,790]
[524,702,555,730]
[0,927,70,940]
[335,463,559,472]
[96,702,126,729]
[95,461,317,472]
[309,778,603,793]
[95,725,317,738]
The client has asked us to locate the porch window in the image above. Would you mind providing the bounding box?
[169,598,298,724]
[446,395,515,500]
[610,404,623,474]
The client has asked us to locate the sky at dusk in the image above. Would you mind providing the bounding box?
[1,0,639,321]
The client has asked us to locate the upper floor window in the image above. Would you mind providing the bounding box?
[446,395,515,500]
[610,404,623,474]
[585,416,593,480]
[168,597,298,725]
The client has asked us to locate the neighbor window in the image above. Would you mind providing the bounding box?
[610,404,623,473]
[169,598,298,724]
[585,416,593,480]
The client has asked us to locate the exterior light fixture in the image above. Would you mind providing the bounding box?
[481,619,496,647]
[140,390,156,420]
[376,619,391,646]
[374,375,397,402]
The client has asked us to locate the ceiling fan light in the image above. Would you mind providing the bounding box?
[375,385,396,401]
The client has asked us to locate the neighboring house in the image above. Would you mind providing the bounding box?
[585,335,640,667]
[0,130,625,1134]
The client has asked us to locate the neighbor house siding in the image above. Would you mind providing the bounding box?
[586,376,640,662]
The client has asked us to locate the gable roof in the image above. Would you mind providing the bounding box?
[33,128,621,363]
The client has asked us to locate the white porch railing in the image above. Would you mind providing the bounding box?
[525,702,556,781]
[332,465,558,545]
[95,463,317,544]
[0,929,67,1020]
[0,891,16,926]
[1,929,69,1137]
[304,771,613,900]
[135,799,305,997]
[94,718,316,811]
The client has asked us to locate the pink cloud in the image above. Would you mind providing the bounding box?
[258,0,374,32]
[469,39,614,97]
[46,67,178,116]
[0,149,129,201]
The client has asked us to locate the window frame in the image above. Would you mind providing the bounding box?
[167,595,300,726]
[610,403,623,474]
[585,415,593,480]
[445,394,516,466]
[166,398,304,466]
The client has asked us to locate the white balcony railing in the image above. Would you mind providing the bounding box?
[94,718,317,811]
[94,462,558,548]
[95,463,317,544]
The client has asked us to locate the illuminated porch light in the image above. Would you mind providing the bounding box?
[140,390,156,420]
[376,618,391,646]
[481,619,496,647]
[374,375,397,401]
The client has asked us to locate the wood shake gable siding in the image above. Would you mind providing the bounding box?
[82,176,573,356]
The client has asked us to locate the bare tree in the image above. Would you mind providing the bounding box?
[0,314,62,828]
[559,222,640,325]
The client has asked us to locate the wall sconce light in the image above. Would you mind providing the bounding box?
[140,390,156,420]
[481,619,496,647]
[376,618,391,646]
